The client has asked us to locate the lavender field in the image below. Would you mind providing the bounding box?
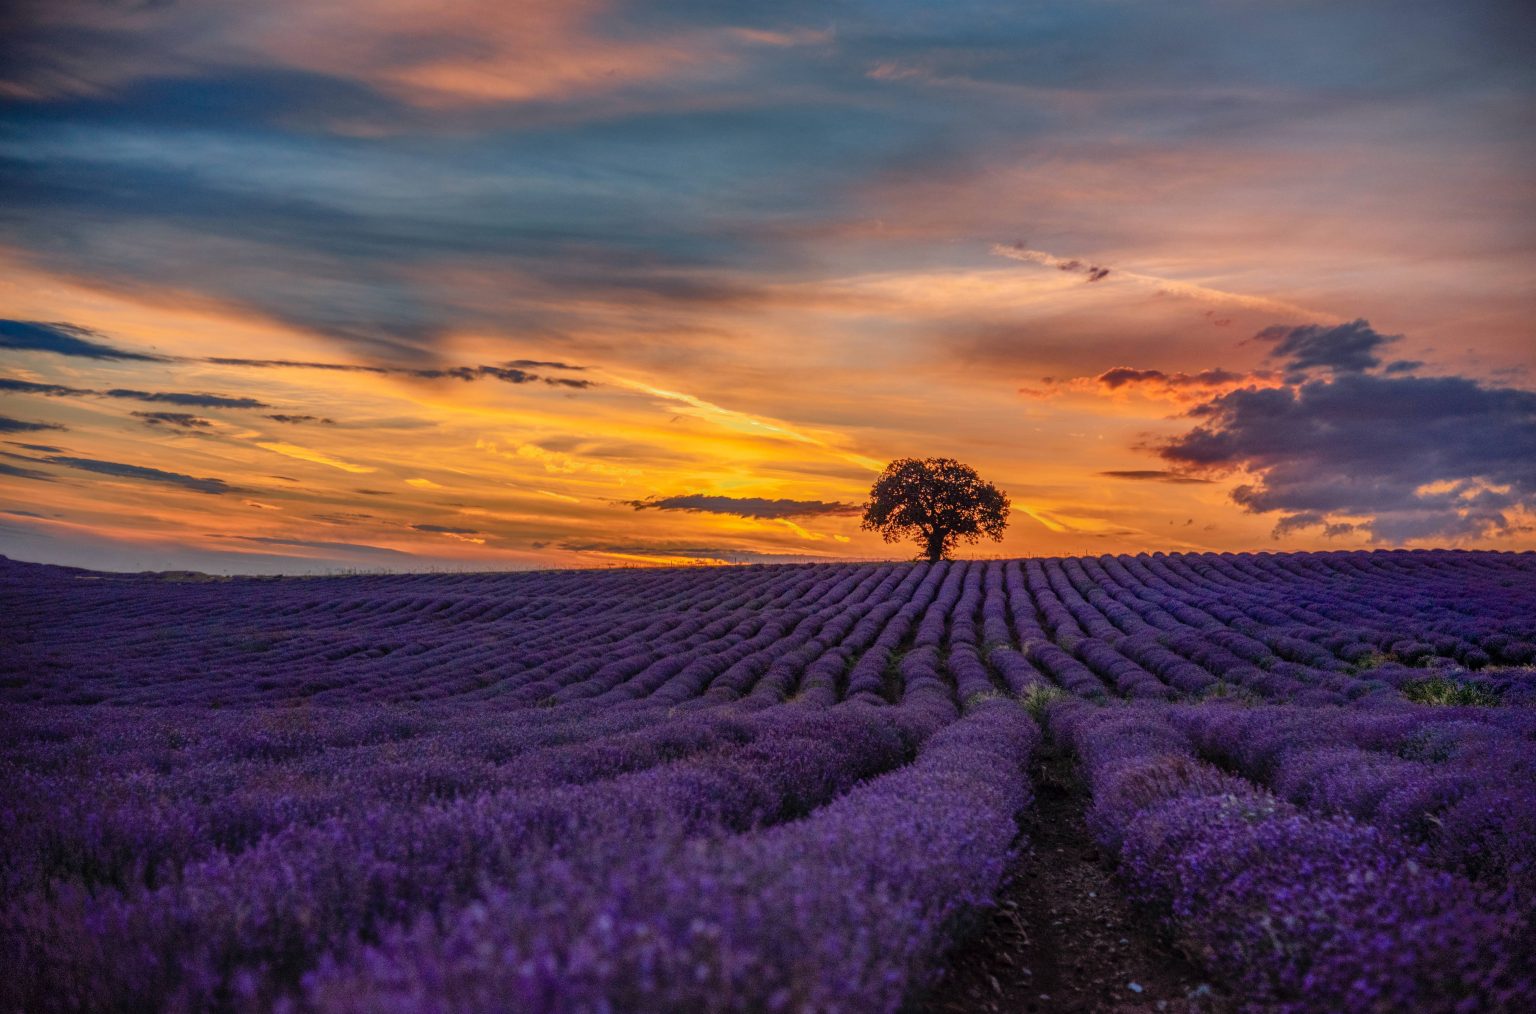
[2,550,1534,1013]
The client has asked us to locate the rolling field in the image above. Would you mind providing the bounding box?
[2,550,1534,1012]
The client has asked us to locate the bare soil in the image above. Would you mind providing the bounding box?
[917,743,1229,1014]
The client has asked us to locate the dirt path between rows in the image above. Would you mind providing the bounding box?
[917,742,1229,1013]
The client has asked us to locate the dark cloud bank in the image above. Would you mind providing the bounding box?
[1140,320,1536,542]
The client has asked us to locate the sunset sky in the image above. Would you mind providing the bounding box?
[2,1,1533,572]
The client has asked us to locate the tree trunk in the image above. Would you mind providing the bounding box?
[924,529,947,563]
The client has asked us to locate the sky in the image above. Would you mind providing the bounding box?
[1,0,1533,573]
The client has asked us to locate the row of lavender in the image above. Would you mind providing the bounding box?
[3,693,1038,1011]
[1052,699,1534,1010]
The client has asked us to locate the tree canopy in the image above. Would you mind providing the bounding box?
[860,457,1010,562]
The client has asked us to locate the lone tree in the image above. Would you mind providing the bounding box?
[861,457,1010,563]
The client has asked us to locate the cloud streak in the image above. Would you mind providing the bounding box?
[0,461,54,481]
[0,379,88,398]
[626,494,861,519]
[134,411,212,429]
[411,523,485,544]
[1098,367,1257,390]
[209,357,596,388]
[992,243,1324,318]
[1098,470,1213,484]
[0,414,64,433]
[41,456,237,494]
[220,535,411,556]
[0,376,271,409]
[266,414,335,425]
[108,388,268,408]
[0,319,170,361]
[255,441,374,473]
[0,316,598,393]
[1021,365,1283,401]
[558,541,830,564]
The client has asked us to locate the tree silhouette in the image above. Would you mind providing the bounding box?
[861,457,1010,562]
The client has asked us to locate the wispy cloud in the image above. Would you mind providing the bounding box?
[209,357,596,388]
[0,379,90,398]
[1098,367,1252,389]
[0,376,271,409]
[219,535,411,556]
[0,414,65,433]
[134,411,212,429]
[0,315,597,392]
[991,243,1324,318]
[110,388,268,408]
[993,245,1114,282]
[412,523,485,543]
[626,494,860,519]
[266,414,335,425]
[0,319,170,361]
[0,461,54,481]
[1098,470,1212,484]
[41,456,236,494]
[1021,365,1283,401]
[557,541,833,564]
[255,441,375,473]
[604,373,882,472]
